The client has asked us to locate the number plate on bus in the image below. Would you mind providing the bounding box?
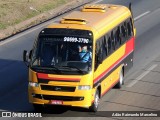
[51,100,63,105]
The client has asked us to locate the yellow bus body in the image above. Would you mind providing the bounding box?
[28,4,136,110]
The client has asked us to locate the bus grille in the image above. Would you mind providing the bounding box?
[33,94,84,101]
[41,85,76,92]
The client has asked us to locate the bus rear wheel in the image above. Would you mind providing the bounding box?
[115,69,124,88]
[89,90,99,112]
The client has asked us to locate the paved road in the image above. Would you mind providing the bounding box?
[0,0,160,119]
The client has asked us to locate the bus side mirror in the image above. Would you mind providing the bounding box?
[23,50,29,67]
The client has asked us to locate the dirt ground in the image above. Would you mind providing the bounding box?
[0,0,93,40]
[0,0,74,29]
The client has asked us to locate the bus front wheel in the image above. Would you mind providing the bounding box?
[89,90,100,112]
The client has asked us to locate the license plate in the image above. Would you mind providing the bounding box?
[50,100,63,105]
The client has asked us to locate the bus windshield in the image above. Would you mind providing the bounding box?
[31,35,93,74]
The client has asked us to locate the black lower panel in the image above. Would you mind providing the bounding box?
[33,94,84,101]
[123,52,134,75]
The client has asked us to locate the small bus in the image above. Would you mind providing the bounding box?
[23,3,136,112]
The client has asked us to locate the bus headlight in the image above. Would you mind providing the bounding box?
[29,82,39,87]
[78,85,91,90]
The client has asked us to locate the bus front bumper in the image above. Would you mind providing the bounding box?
[28,87,95,108]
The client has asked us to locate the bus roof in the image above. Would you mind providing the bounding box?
[47,4,131,40]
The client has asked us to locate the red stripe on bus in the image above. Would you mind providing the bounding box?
[93,37,134,84]
[37,73,81,81]
[37,73,48,78]
[125,37,135,54]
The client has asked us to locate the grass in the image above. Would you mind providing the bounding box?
[0,23,7,29]
[0,0,73,30]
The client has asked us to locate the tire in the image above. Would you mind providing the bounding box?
[89,90,100,112]
[33,104,44,112]
[115,69,124,88]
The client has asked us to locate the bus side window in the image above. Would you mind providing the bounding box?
[104,35,108,57]
[107,36,112,55]
[95,38,104,67]
[114,27,121,49]
[96,35,112,59]
[95,39,102,57]
[99,36,106,58]
[124,21,128,37]
[130,18,134,35]
[95,41,100,55]
[111,31,115,50]
[120,23,126,44]
[95,42,99,67]
[127,18,133,37]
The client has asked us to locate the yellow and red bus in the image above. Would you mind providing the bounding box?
[23,4,136,112]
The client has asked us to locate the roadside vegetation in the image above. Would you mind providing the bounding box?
[0,0,72,30]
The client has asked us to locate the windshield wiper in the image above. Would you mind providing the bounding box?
[61,65,86,74]
[32,66,62,74]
